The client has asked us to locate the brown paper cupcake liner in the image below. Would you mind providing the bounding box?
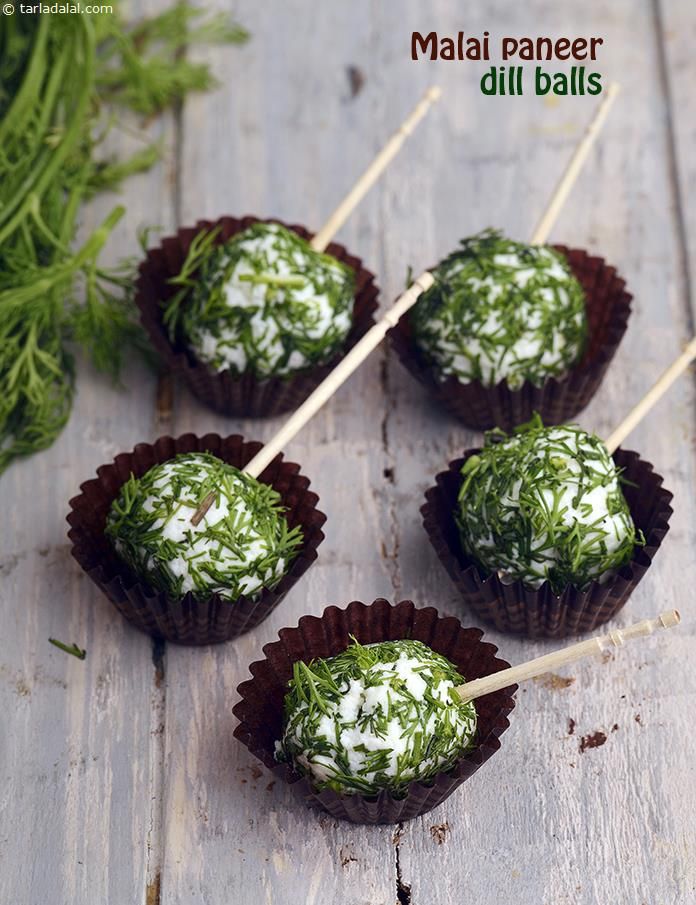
[135,215,379,418]
[67,433,326,645]
[233,598,516,824]
[389,246,632,431]
[422,448,673,639]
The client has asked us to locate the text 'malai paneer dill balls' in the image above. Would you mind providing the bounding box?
[105,452,303,602]
[410,229,588,388]
[456,417,640,593]
[277,638,477,796]
[173,222,355,379]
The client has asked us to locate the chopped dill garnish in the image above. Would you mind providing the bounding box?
[410,229,587,388]
[49,638,86,660]
[105,452,302,602]
[163,222,355,379]
[277,638,477,797]
[456,414,641,593]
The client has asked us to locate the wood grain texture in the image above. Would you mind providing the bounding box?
[0,1,176,901]
[160,4,398,901]
[657,0,696,320]
[2,1,695,903]
[376,3,696,903]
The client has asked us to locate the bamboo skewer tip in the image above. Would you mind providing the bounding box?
[660,609,680,628]
[242,271,434,479]
[455,609,681,705]
[310,86,442,252]
[605,336,696,453]
[191,491,216,526]
[530,83,620,246]
[245,86,620,481]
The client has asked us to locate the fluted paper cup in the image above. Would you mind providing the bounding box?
[67,433,326,645]
[135,215,379,417]
[422,448,673,639]
[389,246,632,431]
[233,598,516,824]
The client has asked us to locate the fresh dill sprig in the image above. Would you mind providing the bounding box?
[105,452,303,602]
[277,638,477,797]
[456,415,641,592]
[0,7,248,475]
[162,222,355,379]
[87,142,164,196]
[95,5,248,116]
[410,229,588,388]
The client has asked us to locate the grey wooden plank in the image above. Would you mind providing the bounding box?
[656,0,696,318]
[375,2,696,903]
[0,17,175,903]
[5,1,692,903]
[158,2,400,903]
[158,4,693,903]
[156,0,696,901]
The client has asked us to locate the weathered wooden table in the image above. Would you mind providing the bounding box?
[3,2,695,902]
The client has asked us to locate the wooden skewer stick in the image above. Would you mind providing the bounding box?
[310,86,442,253]
[191,491,216,527]
[524,83,693,456]
[456,609,680,705]
[237,88,618,489]
[243,273,435,479]
[189,90,440,524]
[530,82,620,246]
[605,335,696,453]
[193,89,616,518]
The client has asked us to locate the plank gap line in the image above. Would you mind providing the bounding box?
[652,0,695,330]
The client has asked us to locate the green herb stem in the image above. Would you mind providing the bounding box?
[0,7,248,475]
[49,638,87,660]
[237,273,308,288]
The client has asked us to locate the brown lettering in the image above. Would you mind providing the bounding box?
[411,32,437,61]
[572,38,588,59]
[501,38,518,60]
[555,38,571,60]
[440,37,455,61]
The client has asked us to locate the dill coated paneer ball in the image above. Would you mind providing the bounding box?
[105,452,303,602]
[456,418,639,593]
[411,229,588,388]
[277,639,477,796]
[169,222,355,379]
